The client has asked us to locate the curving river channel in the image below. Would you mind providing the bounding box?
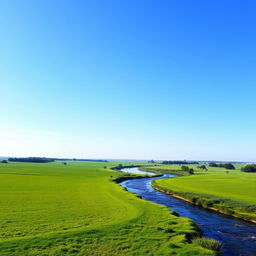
[120,168,256,256]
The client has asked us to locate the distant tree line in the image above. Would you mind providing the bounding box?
[71,158,108,162]
[162,160,199,165]
[1,160,8,163]
[8,157,55,163]
[208,163,235,169]
[7,157,108,163]
[241,164,256,172]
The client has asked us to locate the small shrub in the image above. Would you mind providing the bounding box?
[203,199,213,207]
[191,196,199,203]
[197,198,205,207]
[171,211,180,217]
[192,238,221,252]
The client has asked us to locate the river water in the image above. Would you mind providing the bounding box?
[119,168,256,256]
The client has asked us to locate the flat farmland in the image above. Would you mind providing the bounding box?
[0,161,215,256]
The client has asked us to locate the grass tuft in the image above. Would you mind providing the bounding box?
[192,238,222,252]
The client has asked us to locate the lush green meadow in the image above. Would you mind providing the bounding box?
[144,164,256,221]
[0,161,216,255]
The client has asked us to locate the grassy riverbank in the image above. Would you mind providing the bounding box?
[0,161,218,255]
[143,165,256,222]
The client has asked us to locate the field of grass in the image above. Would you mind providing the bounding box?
[145,164,256,221]
[0,161,216,255]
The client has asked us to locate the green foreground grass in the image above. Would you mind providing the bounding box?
[143,164,256,222]
[0,161,216,255]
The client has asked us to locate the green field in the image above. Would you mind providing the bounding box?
[145,164,256,221]
[0,161,216,256]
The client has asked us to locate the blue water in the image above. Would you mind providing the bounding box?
[120,168,256,256]
[120,167,155,175]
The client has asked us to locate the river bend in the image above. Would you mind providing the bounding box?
[120,168,256,256]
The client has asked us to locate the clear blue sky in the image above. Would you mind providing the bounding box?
[0,0,255,161]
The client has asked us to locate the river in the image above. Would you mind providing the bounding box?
[119,167,256,256]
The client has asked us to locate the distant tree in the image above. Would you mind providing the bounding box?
[223,163,235,170]
[103,166,107,169]
[62,162,67,165]
[181,166,194,175]
[198,165,207,170]
[189,168,194,174]
[181,166,189,172]
[115,164,123,170]
[241,164,256,172]
[1,160,8,163]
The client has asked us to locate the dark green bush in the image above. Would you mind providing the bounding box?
[241,164,256,172]
[191,196,199,203]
